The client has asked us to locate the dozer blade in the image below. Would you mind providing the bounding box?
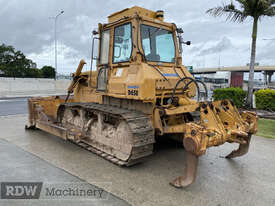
[226,134,252,159]
[170,151,198,188]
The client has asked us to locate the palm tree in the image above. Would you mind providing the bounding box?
[207,0,275,108]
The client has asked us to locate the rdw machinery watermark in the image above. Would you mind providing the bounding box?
[1,182,42,199]
[0,182,110,200]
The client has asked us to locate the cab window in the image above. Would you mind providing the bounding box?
[99,30,110,65]
[113,23,132,63]
[97,67,108,91]
[141,24,175,63]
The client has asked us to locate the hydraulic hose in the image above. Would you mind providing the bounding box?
[169,77,208,104]
[170,77,200,103]
[195,80,208,100]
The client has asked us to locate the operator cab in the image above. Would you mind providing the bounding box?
[91,6,189,95]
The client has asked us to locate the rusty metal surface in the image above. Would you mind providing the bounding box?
[226,134,252,158]
[170,151,198,188]
[61,102,155,166]
[29,101,155,167]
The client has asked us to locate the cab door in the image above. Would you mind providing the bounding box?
[97,29,110,91]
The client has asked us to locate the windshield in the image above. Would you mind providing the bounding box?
[141,24,175,63]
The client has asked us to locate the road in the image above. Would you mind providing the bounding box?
[0,139,129,206]
[0,97,28,116]
[0,97,275,205]
[0,98,129,206]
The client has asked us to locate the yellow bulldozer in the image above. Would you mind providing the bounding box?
[26,6,258,188]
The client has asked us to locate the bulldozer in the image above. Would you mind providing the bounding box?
[26,6,258,188]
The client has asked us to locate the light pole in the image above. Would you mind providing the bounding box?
[50,10,64,80]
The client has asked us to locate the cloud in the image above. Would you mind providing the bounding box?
[0,0,274,73]
[257,40,275,64]
[197,37,233,56]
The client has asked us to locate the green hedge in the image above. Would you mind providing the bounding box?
[255,89,275,111]
[213,87,247,108]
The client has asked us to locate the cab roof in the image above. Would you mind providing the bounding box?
[108,6,163,23]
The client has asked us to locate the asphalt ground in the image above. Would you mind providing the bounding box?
[0,114,274,206]
[0,99,129,206]
[0,97,28,116]
[0,98,275,205]
[0,138,129,206]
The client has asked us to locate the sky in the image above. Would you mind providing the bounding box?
[0,0,275,77]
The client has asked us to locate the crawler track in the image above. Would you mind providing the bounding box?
[59,102,155,166]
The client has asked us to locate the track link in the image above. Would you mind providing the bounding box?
[59,102,155,166]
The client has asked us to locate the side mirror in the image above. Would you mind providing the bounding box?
[92,30,99,35]
[176,28,184,34]
[185,41,191,46]
[178,35,191,55]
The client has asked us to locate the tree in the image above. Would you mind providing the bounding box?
[0,44,37,78]
[26,68,42,78]
[41,66,55,78]
[206,0,275,108]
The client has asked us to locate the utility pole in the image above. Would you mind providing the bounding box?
[50,10,64,80]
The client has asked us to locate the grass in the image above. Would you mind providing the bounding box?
[257,118,275,139]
